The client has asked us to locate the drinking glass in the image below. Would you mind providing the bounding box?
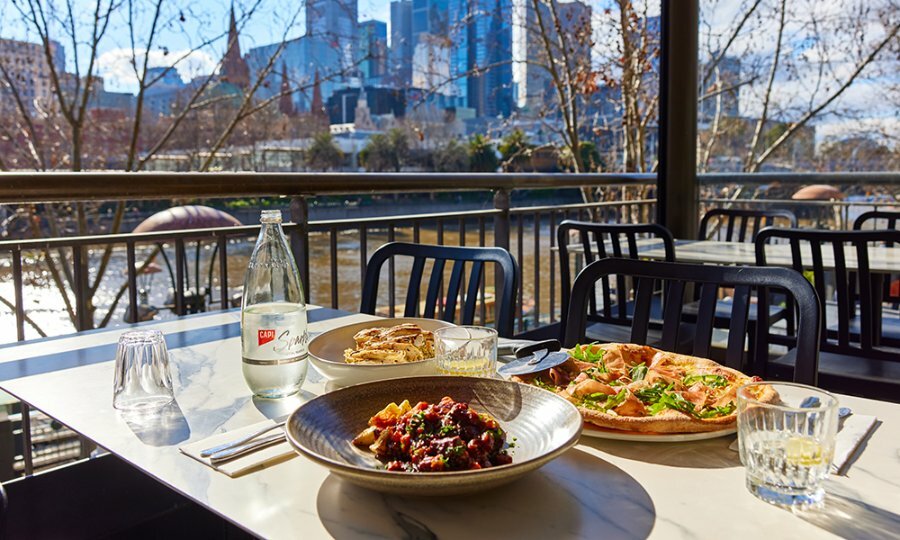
[434,326,498,378]
[737,382,839,509]
[113,330,175,412]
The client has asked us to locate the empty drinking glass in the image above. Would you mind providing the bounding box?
[434,326,498,378]
[737,382,839,509]
[113,330,175,412]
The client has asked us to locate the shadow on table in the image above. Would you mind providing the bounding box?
[798,481,900,540]
[579,435,741,469]
[121,401,191,446]
[315,447,655,540]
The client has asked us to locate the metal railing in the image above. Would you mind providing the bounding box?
[0,170,897,477]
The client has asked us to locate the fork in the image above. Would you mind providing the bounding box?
[200,421,286,458]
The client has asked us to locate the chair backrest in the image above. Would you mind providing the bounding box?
[557,220,675,324]
[755,227,900,360]
[563,258,821,384]
[699,208,797,242]
[853,210,900,232]
[853,210,900,306]
[360,242,518,337]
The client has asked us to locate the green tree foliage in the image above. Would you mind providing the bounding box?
[358,128,410,172]
[498,129,535,172]
[359,134,393,172]
[467,134,499,172]
[558,141,602,172]
[305,132,344,171]
[433,139,469,172]
[387,128,410,168]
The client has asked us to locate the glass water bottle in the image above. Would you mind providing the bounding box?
[240,210,308,398]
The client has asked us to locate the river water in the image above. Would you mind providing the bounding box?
[0,222,560,345]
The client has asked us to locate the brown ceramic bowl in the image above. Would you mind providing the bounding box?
[286,376,582,496]
[308,318,454,387]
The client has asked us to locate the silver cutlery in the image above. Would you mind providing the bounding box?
[200,421,286,458]
[208,432,287,464]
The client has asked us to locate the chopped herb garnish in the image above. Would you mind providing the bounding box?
[647,391,696,416]
[570,343,607,372]
[578,391,611,411]
[634,382,671,403]
[697,402,736,418]
[603,389,628,411]
[609,379,624,386]
[630,363,648,382]
[533,378,557,391]
[682,374,728,388]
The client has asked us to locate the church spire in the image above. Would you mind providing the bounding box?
[279,62,295,116]
[221,6,250,89]
[310,69,329,128]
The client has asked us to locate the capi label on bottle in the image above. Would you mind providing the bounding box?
[258,329,276,346]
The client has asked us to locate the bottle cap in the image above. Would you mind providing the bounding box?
[260,210,282,224]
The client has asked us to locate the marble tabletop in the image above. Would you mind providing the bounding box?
[563,239,900,273]
[1,308,899,539]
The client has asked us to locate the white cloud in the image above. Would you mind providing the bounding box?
[97,48,217,94]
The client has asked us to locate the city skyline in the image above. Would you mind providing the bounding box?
[0,0,896,148]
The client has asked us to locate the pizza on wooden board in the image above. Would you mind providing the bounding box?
[512,343,777,433]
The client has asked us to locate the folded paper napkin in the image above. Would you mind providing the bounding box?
[180,418,295,478]
[728,414,878,476]
[830,414,878,475]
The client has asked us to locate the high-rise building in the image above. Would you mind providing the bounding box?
[144,66,187,116]
[410,0,463,101]
[407,0,512,117]
[358,20,387,82]
[221,7,251,89]
[411,0,451,43]
[306,0,358,72]
[0,38,65,113]
[389,0,413,86]
[466,0,513,117]
[522,0,592,112]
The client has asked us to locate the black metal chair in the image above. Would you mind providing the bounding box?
[691,208,796,348]
[360,242,518,337]
[756,228,900,401]
[854,210,900,231]
[699,207,797,242]
[556,220,678,345]
[563,258,821,385]
[854,210,900,311]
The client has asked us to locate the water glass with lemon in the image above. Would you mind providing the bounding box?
[737,382,839,509]
[434,326,497,378]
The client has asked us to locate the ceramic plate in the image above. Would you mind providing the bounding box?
[286,376,583,496]
[308,318,454,387]
[581,424,736,442]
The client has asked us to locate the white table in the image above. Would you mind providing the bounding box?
[1,307,898,539]
[637,239,900,273]
[561,239,900,273]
